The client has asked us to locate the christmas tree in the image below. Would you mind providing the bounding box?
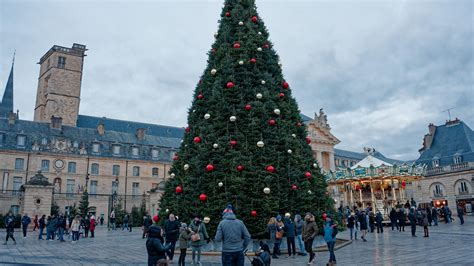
[78,191,90,218]
[159,0,333,238]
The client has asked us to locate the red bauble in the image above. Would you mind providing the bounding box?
[225,11,231,17]
[268,119,276,126]
[233,42,241,49]
[282,81,289,89]
[245,104,251,111]
[250,58,257,63]
[322,213,327,220]
[266,165,275,173]
[199,193,207,202]
[227,81,234,88]
[297,122,302,127]
[402,180,406,188]
[230,140,237,146]
[279,92,285,98]
[236,165,244,172]
[250,210,257,217]
[306,137,311,144]
[197,94,204,100]
[185,127,190,133]
[172,155,179,161]
[263,43,270,49]
[305,171,312,178]
[193,136,202,143]
[291,184,298,191]
[251,16,258,22]
[206,164,215,172]
[355,185,361,191]
[175,186,183,194]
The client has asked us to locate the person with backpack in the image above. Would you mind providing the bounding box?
[283,213,296,258]
[214,204,251,266]
[3,212,16,245]
[38,215,46,240]
[302,213,318,265]
[295,214,308,256]
[324,214,338,266]
[21,213,31,238]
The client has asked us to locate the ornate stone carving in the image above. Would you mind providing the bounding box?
[315,108,330,129]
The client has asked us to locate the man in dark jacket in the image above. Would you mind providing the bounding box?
[375,211,383,233]
[146,222,171,266]
[302,213,318,264]
[389,208,398,231]
[3,212,16,245]
[46,215,57,240]
[294,214,307,256]
[457,204,465,225]
[21,213,31,238]
[284,213,296,258]
[38,215,46,240]
[143,215,153,239]
[214,205,251,266]
[163,213,181,262]
[57,214,66,242]
[408,208,417,237]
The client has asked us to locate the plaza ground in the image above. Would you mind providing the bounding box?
[1,217,473,265]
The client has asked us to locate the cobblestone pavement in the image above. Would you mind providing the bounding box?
[0,216,473,265]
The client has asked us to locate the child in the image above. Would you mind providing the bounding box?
[178,223,191,266]
[253,241,271,266]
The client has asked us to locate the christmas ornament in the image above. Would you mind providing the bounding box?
[245,104,251,111]
[180,140,184,143]
[402,180,406,188]
[251,210,257,217]
[297,122,302,127]
[193,136,202,143]
[266,165,275,173]
[258,31,262,35]
[307,190,312,194]
[305,171,312,179]
[173,155,179,161]
[184,164,190,170]
[170,173,175,178]
[176,185,183,194]
[225,11,231,17]
[203,217,210,223]
[211,68,217,75]
[238,21,244,26]
[274,109,280,115]
[291,184,298,190]
[236,165,244,172]
[263,187,271,194]
[256,93,263,99]
[257,141,264,148]
[185,127,190,133]
[263,43,269,49]
[239,60,244,65]
[165,209,169,213]
[291,134,296,138]
[261,80,266,85]
[214,32,218,38]
[278,61,282,67]
[268,119,276,126]
[250,58,256,63]
[313,163,318,168]
[322,213,327,220]
[230,140,237,146]
[213,143,219,149]
[233,42,241,49]
[287,149,292,154]
[204,113,211,119]
[197,94,204,99]
[199,193,207,202]
[257,47,262,52]
[306,137,311,144]
[282,81,289,89]
[227,81,234,88]
[229,116,237,122]
[218,182,224,187]
[251,16,258,22]
[206,164,215,172]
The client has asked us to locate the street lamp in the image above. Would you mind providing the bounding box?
[85,174,90,192]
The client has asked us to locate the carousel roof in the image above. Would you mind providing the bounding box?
[350,155,392,169]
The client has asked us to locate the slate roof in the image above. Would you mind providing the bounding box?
[0,64,14,119]
[416,120,474,167]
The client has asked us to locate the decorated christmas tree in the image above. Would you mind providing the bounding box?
[159,0,333,238]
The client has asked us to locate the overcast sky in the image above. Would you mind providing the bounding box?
[1,0,472,160]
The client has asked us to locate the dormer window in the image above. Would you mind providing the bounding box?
[73,141,79,148]
[432,159,439,167]
[41,138,48,145]
[17,135,26,147]
[112,144,121,156]
[132,146,139,157]
[151,148,159,159]
[0,133,4,146]
[92,142,100,153]
[454,156,462,164]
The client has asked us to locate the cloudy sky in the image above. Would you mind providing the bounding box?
[0,0,472,160]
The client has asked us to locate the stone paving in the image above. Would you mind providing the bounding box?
[0,216,473,265]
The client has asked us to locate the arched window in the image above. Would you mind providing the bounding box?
[453,156,462,164]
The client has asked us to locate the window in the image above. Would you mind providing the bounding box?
[133,166,140,177]
[2,172,9,192]
[152,167,159,177]
[13,177,22,195]
[57,56,66,68]
[132,182,139,196]
[41,138,48,145]
[432,159,440,167]
[459,181,469,194]
[454,156,462,164]
[68,162,76,173]
[151,148,159,159]
[0,133,4,146]
[112,165,120,176]
[112,181,118,194]
[434,184,443,197]
[15,158,24,170]
[73,141,79,148]
[10,205,20,216]
[41,160,50,172]
[91,163,99,175]
[113,145,121,155]
[92,143,100,153]
[90,180,97,197]
[17,135,26,147]
[66,179,75,197]
[132,147,139,157]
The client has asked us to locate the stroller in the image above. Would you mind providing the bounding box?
[245,241,271,266]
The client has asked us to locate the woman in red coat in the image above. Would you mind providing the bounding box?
[90,215,96,238]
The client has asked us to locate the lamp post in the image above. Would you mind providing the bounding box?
[85,174,90,192]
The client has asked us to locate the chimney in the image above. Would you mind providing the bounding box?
[428,123,436,136]
[97,123,105,135]
[8,111,16,125]
[136,128,145,140]
[51,116,63,129]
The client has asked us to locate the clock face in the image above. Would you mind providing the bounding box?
[54,159,64,169]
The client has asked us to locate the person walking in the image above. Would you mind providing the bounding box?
[284,213,296,258]
[432,207,438,226]
[178,223,191,266]
[90,215,96,238]
[82,216,90,238]
[33,215,39,231]
[146,215,171,266]
[100,215,104,226]
[38,215,46,240]
[389,208,398,231]
[164,213,180,262]
[368,211,375,233]
[3,212,16,245]
[57,214,66,242]
[302,213,318,265]
[408,208,417,237]
[21,213,31,238]
[375,211,383,233]
[267,217,280,259]
[347,212,356,240]
[122,213,129,231]
[457,204,465,225]
[214,204,251,266]
[70,215,81,243]
[110,210,116,230]
[190,214,209,265]
[323,215,337,266]
[422,210,429,237]
[46,215,57,240]
[397,209,405,232]
[143,214,153,239]
[358,211,368,242]
[295,214,308,256]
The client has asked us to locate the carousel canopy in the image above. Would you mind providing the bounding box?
[350,155,392,169]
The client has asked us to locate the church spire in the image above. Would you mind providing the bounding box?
[0,52,14,118]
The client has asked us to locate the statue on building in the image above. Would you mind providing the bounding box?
[315,108,330,129]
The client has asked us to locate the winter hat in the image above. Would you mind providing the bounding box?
[223,204,234,214]
[153,215,159,223]
[276,215,282,221]
[180,222,188,228]
[285,212,291,218]
[295,214,302,221]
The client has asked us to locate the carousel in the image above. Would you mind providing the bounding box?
[325,154,426,217]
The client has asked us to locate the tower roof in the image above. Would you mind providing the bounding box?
[0,58,14,119]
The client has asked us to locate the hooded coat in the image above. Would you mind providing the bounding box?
[146,225,170,266]
[302,216,318,242]
[214,212,251,252]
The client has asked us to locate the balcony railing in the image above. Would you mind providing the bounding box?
[426,162,474,176]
